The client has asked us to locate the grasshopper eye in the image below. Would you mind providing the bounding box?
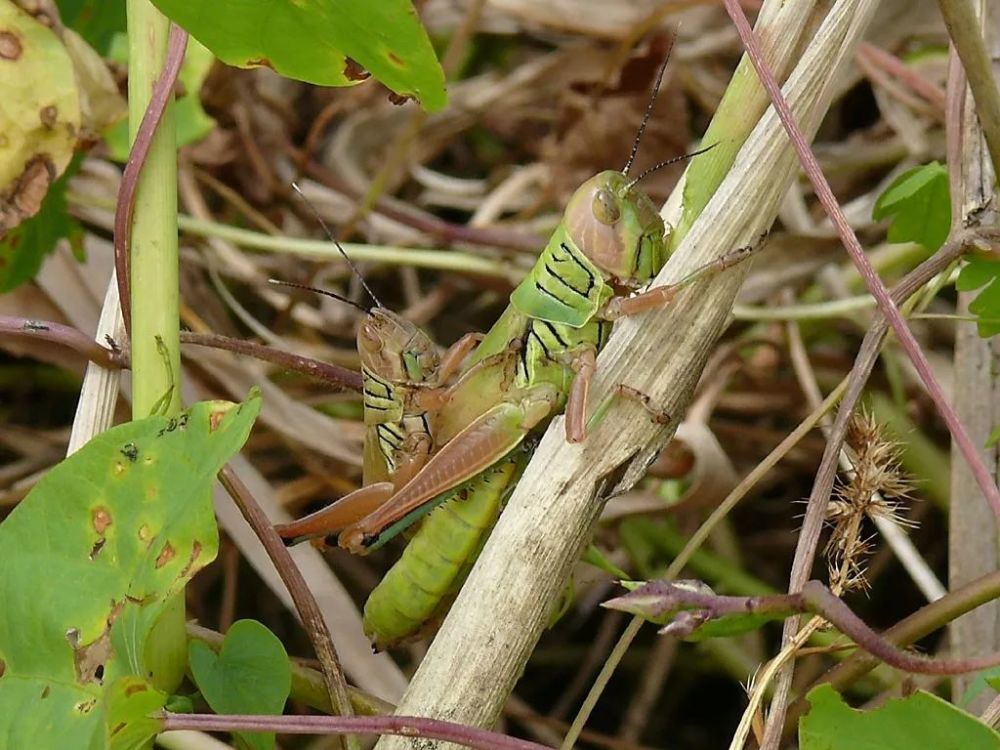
[592,189,620,225]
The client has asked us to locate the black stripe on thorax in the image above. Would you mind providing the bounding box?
[559,242,597,295]
[544,262,589,299]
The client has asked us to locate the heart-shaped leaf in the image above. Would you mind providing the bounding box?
[800,684,1000,749]
[189,619,291,750]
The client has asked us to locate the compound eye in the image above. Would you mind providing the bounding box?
[592,188,621,225]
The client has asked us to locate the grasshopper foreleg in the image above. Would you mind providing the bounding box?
[603,243,757,320]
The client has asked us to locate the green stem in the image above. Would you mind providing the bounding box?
[127,0,180,418]
[125,0,183,694]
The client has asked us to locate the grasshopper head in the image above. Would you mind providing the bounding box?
[563,170,667,289]
[358,309,440,385]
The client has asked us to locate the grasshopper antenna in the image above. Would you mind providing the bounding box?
[268,278,370,315]
[622,30,678,176]
[625,141,717,191]
[289,181,385,310]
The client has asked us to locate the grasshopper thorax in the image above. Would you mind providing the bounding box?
[358,309,440,386]
[563,170,668,289]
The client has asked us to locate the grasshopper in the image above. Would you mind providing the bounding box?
[270,220,480,547]
[278,56,753,649]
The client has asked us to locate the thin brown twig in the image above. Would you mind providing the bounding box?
[113,23,188,332]
[0,316,363,393]
[218,466,356,750]
[606,578,1000,674]
[179,332,362,392]
[857,42,948,113]
[161,711,554,750]
[0,315,125,369]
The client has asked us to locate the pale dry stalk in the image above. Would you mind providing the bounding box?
[375,2,882,748]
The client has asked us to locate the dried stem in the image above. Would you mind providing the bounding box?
[937,0,1000,176]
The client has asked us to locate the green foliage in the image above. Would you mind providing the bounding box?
[148,0,447,111]
[0,396,260,749]
[873,161,1000,339]
[581,545,630,580]
[104,33,217,160]
[0,157,83,292]
[105,676,168,750]
[872,162,950,251]
[800,684,1000,749]
[957,256,1000,338]
[56,0,126,54]
[0,0,80,270]
[188,619,291,750]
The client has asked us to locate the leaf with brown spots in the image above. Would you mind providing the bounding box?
[148,0,446,110]
[104,676,167,750]
[0,394,260,747]
[0,2,79,236]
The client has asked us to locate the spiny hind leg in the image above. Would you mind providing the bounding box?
[274,482,394,547]
[339,383,562,553]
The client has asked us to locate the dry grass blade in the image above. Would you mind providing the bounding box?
[375,2,882,746]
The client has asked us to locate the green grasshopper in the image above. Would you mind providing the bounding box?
[270,217,480,547]
[278,60,752,649]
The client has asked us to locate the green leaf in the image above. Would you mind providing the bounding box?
[957,257,1000,338]
[189,620,291,750]
[581,545,630,580]
[872,162,951,251]
[103,33,216,161]
[56,0,126,54]
[148,0,447,111]
[0,395,260,749]
[986,424,1000,450]
[0,1,80,236]
[105,676,167,750]
[0,156,83,291]
[800,684,1000,749]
